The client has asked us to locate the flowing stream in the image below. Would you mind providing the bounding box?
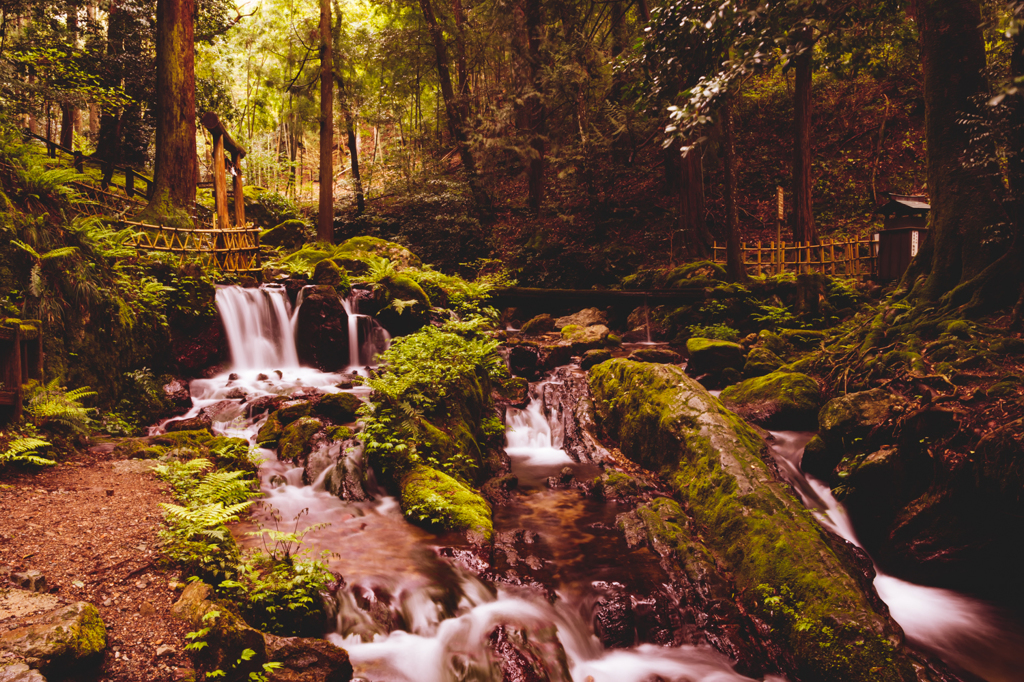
[165,285,1023,682]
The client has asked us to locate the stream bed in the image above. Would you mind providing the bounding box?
[161,285,1024,682]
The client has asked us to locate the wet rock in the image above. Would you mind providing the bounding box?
[480,473,518,506]
[171,317,226,377]
[246,395,285,418]
[295,285,350,371]
[0,600,106,675]
[264,635,354,682]
[508,345,540,381]
[592,588,635,649]
[200,400,242,423]
[807,388,908,479]
[399,465,493,541]
[499,377,530,408]
[719,371,821,431]
[626,347,681,364]
[488,625,550,682]
[256,413,283,448]
[579,349,611,371]
[590,360,917,682]
[685,338,744,382]
[277,400,313,425]
[546,467,575,488]
[324,445,370,502]
[312,259,348,290]
[554,308,608,330]
[547,367,611,464]
[261,219,309,249]
[10,572,46,593]
[315,393,362,424]
[520,314,555,336]
[0,662,46,682]
[755,329,791,358]
[539,342,573,372]
[165,415,212,433]
[162,379,192,412]
[592,472,642,501]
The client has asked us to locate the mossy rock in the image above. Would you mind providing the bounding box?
[312,259,351,297]
[279,417,323,463]
[334,236,421,274]
[315,392,362,424]
[588,360,915,682]
[990,336,1024,355]
[743,346,783,378]
[554,308,608,329]
[939,319,973,339]
[277,400,312,425]
[0,599,106,674]
[818,388,906,448]
[685,338,744,376]
[627,347,682,364]
[660,261,727,288]
[256,413,283,448]
[987,381,1019,398]
[880,350,926,374]
[800,435,836,480]
[520,314,555,335]
[561,324,610,353]
[594,471,642,500]
[399,465,493,541]
[387,275,431,308]
[500,376,530,405]
[779,328,828,346]
[756,329,791,357]
[260,219,309,249]
[720,371,822,431]
[580,348,612,370]
[151,429,215,450]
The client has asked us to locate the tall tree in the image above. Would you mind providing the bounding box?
[318,0,333,243]
[139,0,197,228]
[791,27,817,243]
[721,93,747,282]
[524,0,546,214]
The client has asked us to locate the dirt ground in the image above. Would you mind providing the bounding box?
[0,442,194,681]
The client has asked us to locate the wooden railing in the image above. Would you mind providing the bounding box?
[712,236,878,278]
[122,220,261,273]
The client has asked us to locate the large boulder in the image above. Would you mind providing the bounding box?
[279,417,323,463]
[685,338,744,377]
[803,388,907,480]
[554,308,608,329]
[0,662,45,681]
[719,371,821,431]
[260,219,309,249]
[626,347,681,364]
[311,259,351,297]
[520,314,556,335]
[561,324,610,353]
[399,465,493,541]
[0,595,106,675]
[588,360,917,682]
[295,285,350,371]
[743,346,783,378]
[315,392,362,424]
[580,348,612,370]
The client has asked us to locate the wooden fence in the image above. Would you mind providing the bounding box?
[712,236,878,278]
[122,220,261,273]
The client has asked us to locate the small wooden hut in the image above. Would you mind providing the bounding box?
[875,193,930,281]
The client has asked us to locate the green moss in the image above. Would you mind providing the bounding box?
[260,219,308,249]
[278,417,323,462]
[588,359,914,682]
[940,320,973,339]
[334,236,422,273]
[312,259,351,297]
[277,401,312,424]
[521,314,555,335]
[316,392,362,424]
[389,275,431,308]
[328,426,353,441]
[987,381,1019,398]
[581,348,612,370]
[256,413,283,448]
[720,371,821,429]
[151,429,215,450]
[399,465,493,540]
[990,336,1024,355]
[685,337,742,355]
[71,602,107,659]
[880,350,926,374]
[744,346,783,377]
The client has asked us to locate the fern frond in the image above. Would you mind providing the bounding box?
[0,437,55,466]
[192,470,258,506]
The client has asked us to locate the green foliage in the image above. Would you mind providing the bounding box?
[24,378,96,435]
[686,323,741,342]
[751,301,799,330]
[0,435,56,467]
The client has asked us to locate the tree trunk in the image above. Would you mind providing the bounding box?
[345,112,364,214]
[722,94,747,282]
[792,33,817,244]
[910,0,1008,305]
[419,0,491,210]
[680,143,710,259]
[611,1,627,58]
[318,0,334,243]
[140,0,197,228]
[525,0,546,214]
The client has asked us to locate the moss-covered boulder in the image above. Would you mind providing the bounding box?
[819,388,906,450]
[580,348,612,370]
[295,285,350,371]
[756,329,791,357]
[279,417,323,463]
[315,392,362,424]
[0,598,106,674]
[277,400,312,424]
[743,346,783,378]
[685,338,744,376]
[588,360,916,682]
[520,313,555,335]
[256,412,284,448]
[334,236,421,274]
[554,308,608,330]
[720,371,821,431]
[990,336,1024,355]
[626,347,681,364]
[312,260,351,297]
[399,465,493,541]
[561,324,610,353]
[261,219,309,249]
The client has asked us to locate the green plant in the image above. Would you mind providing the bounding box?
[24,378,96,435]
[751,301,799,330]
[0,435,56,466]
[686,323,741,342]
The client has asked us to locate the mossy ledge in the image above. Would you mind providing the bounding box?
[399,465,493,541]
[588,359,915,682]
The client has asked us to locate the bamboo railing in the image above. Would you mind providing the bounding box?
[122,220,261,273]
[712,236,878,278]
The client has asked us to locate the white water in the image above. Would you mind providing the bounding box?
[216,284,299,369]
[768,431,1024,682]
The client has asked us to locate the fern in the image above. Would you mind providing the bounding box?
[192,470,258,506]
[0,436,56,466]
[24,378,96,434]
[161,501,254,532]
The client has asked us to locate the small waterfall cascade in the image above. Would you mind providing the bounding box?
[768,432,1024,682]
[216,284,299,369]
[341,293,391,371]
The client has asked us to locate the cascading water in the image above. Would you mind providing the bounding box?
[341,294,391,371]
[216,284,299,369]
[767,432,1024,682]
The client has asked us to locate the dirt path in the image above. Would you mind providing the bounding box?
[0,444,194,681]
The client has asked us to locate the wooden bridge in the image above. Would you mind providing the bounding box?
[22,112,260,273]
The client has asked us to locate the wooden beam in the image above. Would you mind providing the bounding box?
[211,132,230,232]
[200,112,246,159]
[231,150,245,226]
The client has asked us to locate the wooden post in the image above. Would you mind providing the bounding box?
[212,133,230,231]
[74,151,84,172]
[125,167,135,198]
[231,151,245,227]
[776,186,784,275]
[11,324,22,422]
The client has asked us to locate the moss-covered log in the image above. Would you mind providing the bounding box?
[588,359,915,682]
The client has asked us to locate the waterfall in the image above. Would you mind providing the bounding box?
[341,294,391,370]
[216,284,299,369]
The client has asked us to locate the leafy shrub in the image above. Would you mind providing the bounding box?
[0,435,55,466]
[24,378,96,436]
[686,323,741,342]
[751,301,799,330]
